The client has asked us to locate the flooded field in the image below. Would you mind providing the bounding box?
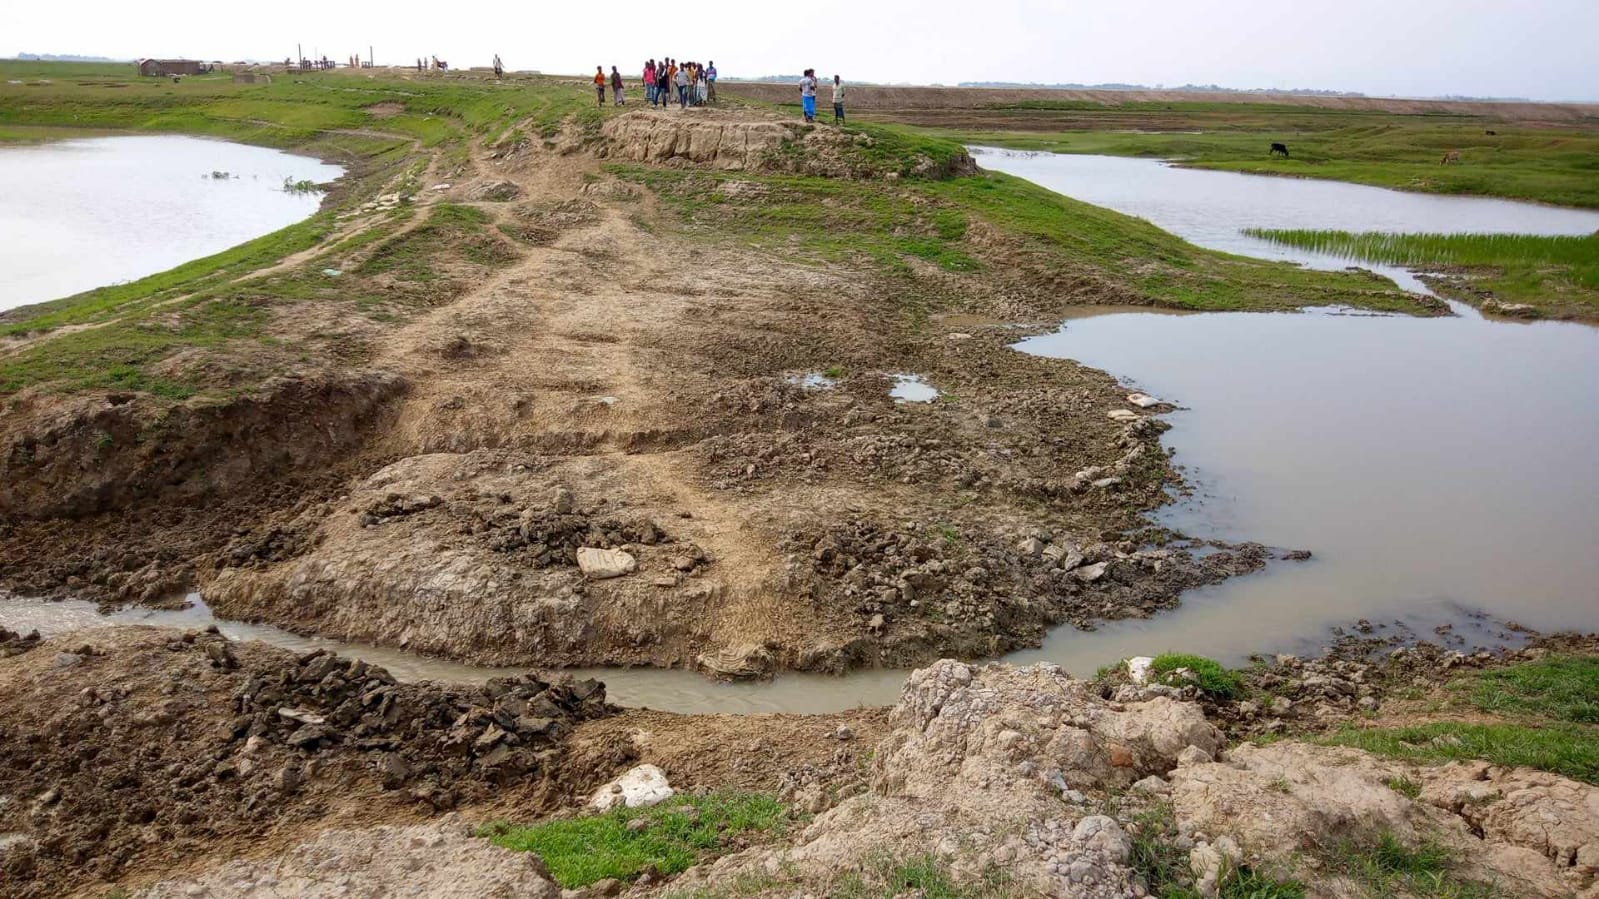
[0,135,342,312]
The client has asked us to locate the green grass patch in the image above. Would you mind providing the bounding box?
[1150,653,1246,699]
[1383,775,1423,799]
[1325,832,1497,898]
[483,791,789,889]
[1463,655,1599,724]
[1245,229,1599,319]
[1320,722,1599,785]
[359,203,515,281]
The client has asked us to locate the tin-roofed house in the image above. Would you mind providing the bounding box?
[137,59,209,77]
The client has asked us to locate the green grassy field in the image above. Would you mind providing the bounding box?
[1247,230,1599,319]
[0,59,596,153]
[921,107,1599,210]
[1321,655,1599,785]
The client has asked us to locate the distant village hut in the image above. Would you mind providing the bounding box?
[232,72,271,84]
[137,59,208,77]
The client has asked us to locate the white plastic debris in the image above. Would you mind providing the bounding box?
[589,764,675,810]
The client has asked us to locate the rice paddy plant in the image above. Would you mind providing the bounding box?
[1244,229,1599,288]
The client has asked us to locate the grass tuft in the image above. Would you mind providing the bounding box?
[1150,653,1246,699]
[1324,832,1497,898]
[483,791,788,889]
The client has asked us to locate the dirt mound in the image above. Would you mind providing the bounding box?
[782,513,1271,668]
[0,628,610,898]
[600,112,793,170]
[673,660,1217,897]
[598,110,975,179]
[671,660,1599,898]
[204,451,724,668]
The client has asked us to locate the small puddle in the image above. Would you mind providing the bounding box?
[889,374,940,403]
[787,372,837,390]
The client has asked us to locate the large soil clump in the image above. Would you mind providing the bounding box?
[0,628,611,898]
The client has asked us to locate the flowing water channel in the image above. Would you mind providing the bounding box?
[0,135,342,313]
[4,147,1597,714]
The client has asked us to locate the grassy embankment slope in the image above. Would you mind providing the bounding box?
[1,61,1429,402]
[606,115,1428,322]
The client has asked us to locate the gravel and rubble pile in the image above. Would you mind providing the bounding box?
[781,515,1272,665]
[0,626,42,658]
[0,628,611,898]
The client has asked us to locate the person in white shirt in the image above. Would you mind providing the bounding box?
[831,75,846,125]
[799,69,818,122]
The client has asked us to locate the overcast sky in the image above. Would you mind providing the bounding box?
[10,0,1599,101]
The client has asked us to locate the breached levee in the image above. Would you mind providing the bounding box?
[0,370,406,520]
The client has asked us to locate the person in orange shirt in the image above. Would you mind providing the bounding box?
[594,66,607,106]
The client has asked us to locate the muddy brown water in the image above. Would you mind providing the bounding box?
[0,593,907,714]
[0,136,342,312]
[5,149,1597,714]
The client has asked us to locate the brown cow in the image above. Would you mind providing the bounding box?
[1441,150,1462,165]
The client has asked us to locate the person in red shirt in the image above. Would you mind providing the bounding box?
[593,67,607,106]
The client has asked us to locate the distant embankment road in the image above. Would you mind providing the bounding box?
[715,81,1599,128]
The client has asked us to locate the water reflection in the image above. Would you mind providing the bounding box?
[0,136,343,312]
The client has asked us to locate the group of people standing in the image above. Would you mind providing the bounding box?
[595,60,718,108]
[798,70,846,124]
[646,59,717,108]
[587,59,846,124]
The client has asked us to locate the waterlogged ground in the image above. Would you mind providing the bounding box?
[1012,304,1599,664]
[0,135,342,311]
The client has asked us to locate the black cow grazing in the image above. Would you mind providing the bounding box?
[1270,142,1290,158]
[1485,129,1497,135]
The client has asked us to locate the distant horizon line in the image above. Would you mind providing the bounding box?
[8,54,1596,105]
